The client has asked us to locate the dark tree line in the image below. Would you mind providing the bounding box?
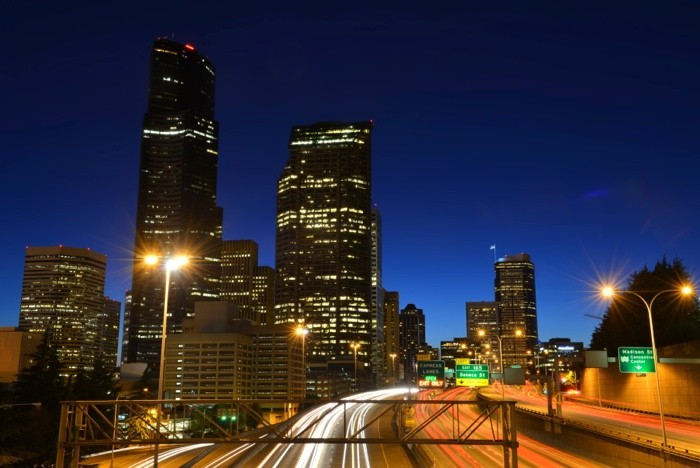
[0,334,120,466]
[590,258,700,356]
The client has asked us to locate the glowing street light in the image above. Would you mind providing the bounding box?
[600,284,694,447]
[351,343,360,392]
[295,323,309,394]
[479,329,522,399]
[389,353,397,384]
[146,254,188,468]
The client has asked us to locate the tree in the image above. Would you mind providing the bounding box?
[8,333,68,464]
[69,353,120,400]
[590,257,700,356]
[15,333,67,408]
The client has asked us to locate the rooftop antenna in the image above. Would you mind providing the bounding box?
[490,244,497,263]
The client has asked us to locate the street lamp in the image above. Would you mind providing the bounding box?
[601,284,694,447]
[145,254,188,468]
[295,323,308,394]
[389,353,397,384]
[351,343,360,392]
[146,254,189,402]
[479,329,522,399]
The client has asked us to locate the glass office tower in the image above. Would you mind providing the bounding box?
[275,121,373,370]
[126,38,223,368]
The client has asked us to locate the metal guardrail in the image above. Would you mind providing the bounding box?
[55,398,518,467]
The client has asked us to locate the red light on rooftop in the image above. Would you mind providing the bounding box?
[184,44,195,51]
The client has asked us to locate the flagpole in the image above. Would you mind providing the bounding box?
[490,244,497,263]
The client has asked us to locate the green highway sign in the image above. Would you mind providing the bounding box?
[455,360,489,387]
[618,347,655,373]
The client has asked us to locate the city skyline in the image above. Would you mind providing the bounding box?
[2,3,699,350]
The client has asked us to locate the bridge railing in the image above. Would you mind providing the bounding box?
[56,397,518,467]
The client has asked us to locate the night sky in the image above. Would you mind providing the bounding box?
[2,2,699,350]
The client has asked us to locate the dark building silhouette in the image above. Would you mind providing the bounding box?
[399,303,426,383]
[383,290,400,383]
[274,121,373,377]
[494,253,538,367]
[126,38,223,369]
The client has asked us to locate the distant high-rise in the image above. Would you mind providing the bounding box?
[252,266,275,326]
[399,303,426,383]
[100,297,121,366]
[126,38,223,368]
[221,240,259,321]
[370,206,384,383]
[221,240,275,324]
[466,301,498,340]
[19,246,107,376]
[494,253,538,366]
[274,121,373,370]
[382,291,400,383]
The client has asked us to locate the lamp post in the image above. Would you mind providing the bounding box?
[146,254,188,468]
[389,353,397,384]
[351,343,360,392]
[295,324,308,395]
[601,285,694,447]
[480,329,521,400]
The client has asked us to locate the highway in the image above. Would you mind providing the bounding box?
[248,387,415,467]
[493,382,700,456]
[83,388,416,467]
[80,383,700,467]
[413,386,609,467]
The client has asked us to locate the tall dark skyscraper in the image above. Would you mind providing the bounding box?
[494,253,538,366]
[399,303,426,383]
[126,39,223,368]
[274,121,373,370]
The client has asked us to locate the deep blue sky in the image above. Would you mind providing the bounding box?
[2,2,698,349]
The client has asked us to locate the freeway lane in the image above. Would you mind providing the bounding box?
[413,387,610,467]
[249,387,416,467]
[491,384,700,456]
[83,388,415,467]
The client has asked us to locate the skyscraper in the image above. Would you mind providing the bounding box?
[274,121,373,371]
[494,253,538,366]
[100,297,121,366]
[19,246,107,376]
[221,240,275,324]
[126,38,223,368]
[221,240,258,321]
[399,303,426,383]
[370,206,384,383]
[382,290,400,383]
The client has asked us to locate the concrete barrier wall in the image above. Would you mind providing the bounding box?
[516,409,697,468]
[579,361,700,418]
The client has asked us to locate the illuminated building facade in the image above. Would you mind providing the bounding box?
[274,121,373,375]
[19,246,107,376]
[466,301,498,341]
[252,266,275,326]
[494,253,538,366]
[165,302,303,421]
[220,240,275,325]
[100,297,121,367]
[126,38,223,369]
[370,206,384,384]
